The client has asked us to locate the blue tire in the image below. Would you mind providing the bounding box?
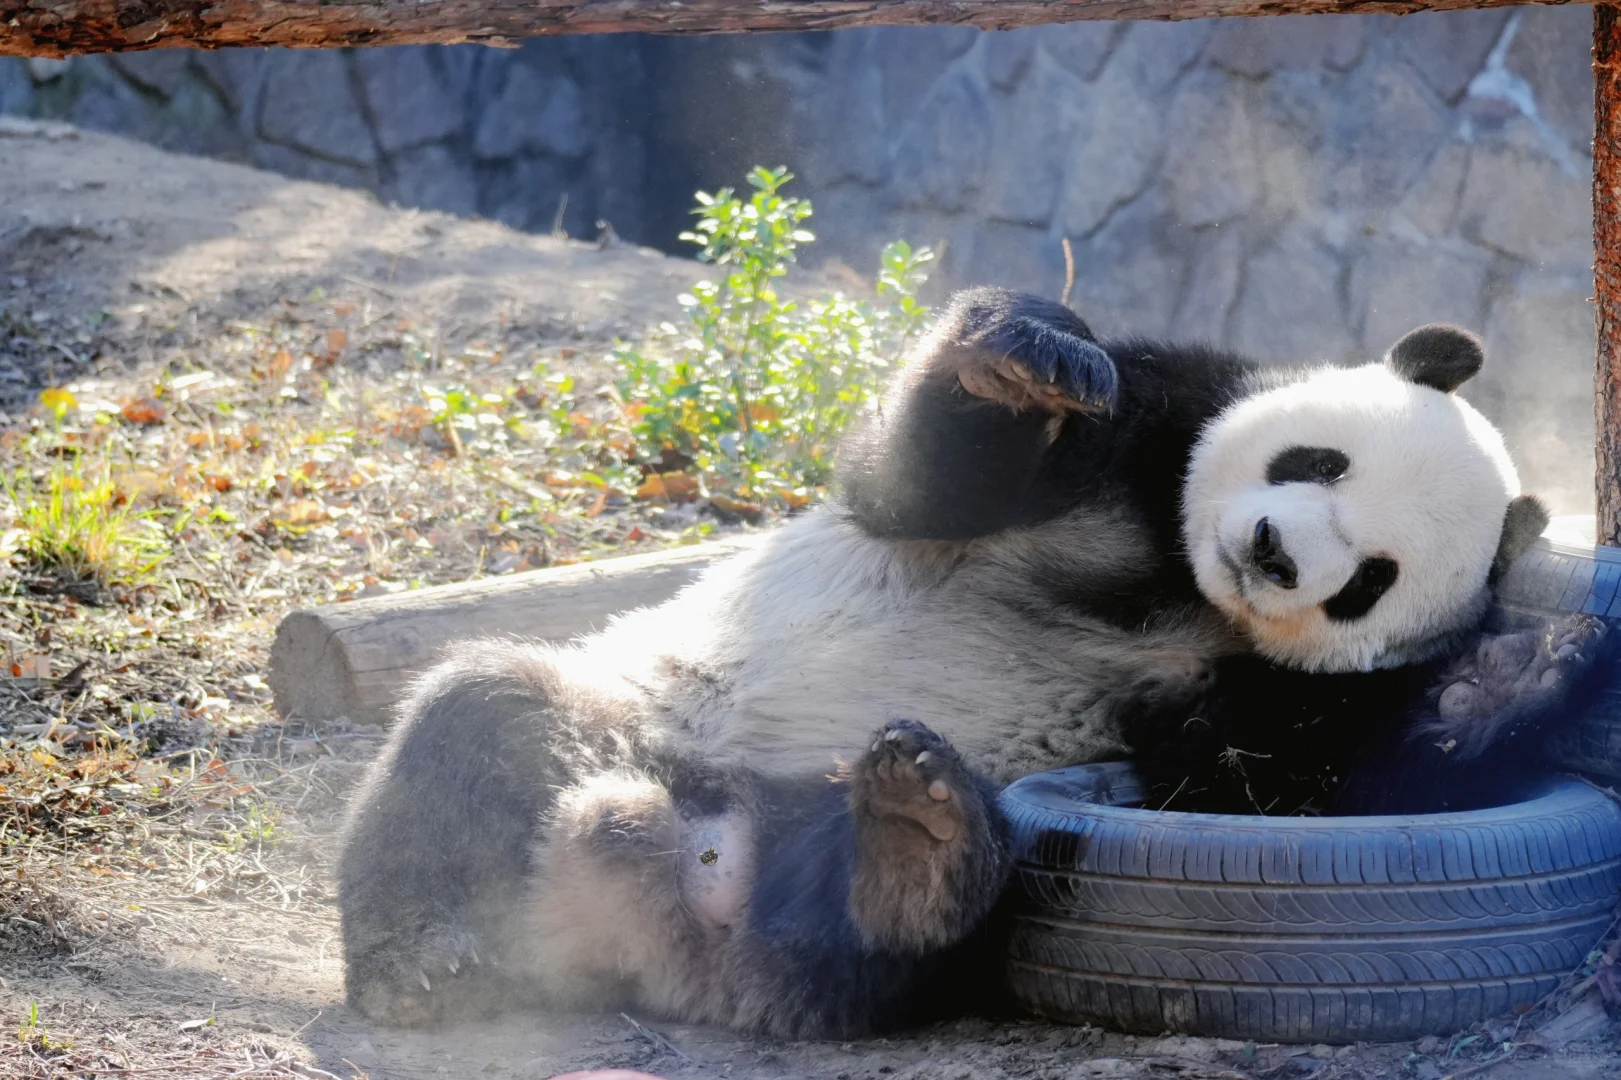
[998,762,1621,1043]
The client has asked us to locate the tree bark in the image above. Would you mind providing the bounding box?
[0,0,1591,58]
[1599,5,1621,546]
[1595,6,1621,548]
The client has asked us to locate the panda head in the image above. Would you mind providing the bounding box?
[1182,324,1548,673]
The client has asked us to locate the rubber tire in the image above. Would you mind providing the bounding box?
[997,762,1621,1043]
[1495,536,1621,781]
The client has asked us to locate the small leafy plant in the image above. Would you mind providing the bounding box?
[3,392,167,587]
[616,166,932,507]
[16,1002,70,1052]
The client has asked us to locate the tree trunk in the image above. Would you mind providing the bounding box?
[1598,5,1621,546]
[0,0,1589,59]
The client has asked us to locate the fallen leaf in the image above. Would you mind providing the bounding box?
[119,397,168,425]
[10,654,51,680]
[319,328,347,366]
[710,493,763,519]
[116,469,168,500]
[279,500,328,526]
[637,471,701,503]
[585,491,608,518]
[661,472,701,503]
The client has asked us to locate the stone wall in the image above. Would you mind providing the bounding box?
[0,7,1599,512]
[0,39,655,241]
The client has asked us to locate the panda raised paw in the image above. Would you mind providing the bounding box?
[1430,614,1608,752]
[845,718,1008,950]
[852,718,976,843]
[952,292,1118,415]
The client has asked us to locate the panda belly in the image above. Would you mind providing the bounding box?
[601,510,1227,784]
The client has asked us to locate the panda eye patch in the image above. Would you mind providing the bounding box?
[1266,446,1350,486]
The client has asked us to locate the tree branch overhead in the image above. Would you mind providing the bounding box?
[0,0,1591,58]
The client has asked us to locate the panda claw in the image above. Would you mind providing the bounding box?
[418,969,431,992]
[468,946,480,967]
[915,751,933,766]
[446,957,458,975]
[884,728,904,743]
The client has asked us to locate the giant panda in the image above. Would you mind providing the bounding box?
[336,287,1608,1040]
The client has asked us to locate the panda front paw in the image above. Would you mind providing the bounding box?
[1425,614,1608,756]
[954,297,1117,415]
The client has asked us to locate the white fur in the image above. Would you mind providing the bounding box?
[1181,363,1520,672]
[577,508,1237,784]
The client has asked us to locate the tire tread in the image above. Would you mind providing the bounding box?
[997,764,1621,1042]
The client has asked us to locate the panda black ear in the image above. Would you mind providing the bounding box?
[1489,494,1551,584]
[1386,324,1485,394]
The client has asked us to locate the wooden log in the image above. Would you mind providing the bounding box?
[1599,5,1621,546]
[0,0,1590,60]
[268,536,759,727]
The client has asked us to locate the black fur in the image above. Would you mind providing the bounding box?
[1266,446,1350,486]
[1492,494,1552,584]
[742,727,1012,1035]
[839,288,1601,819]
[1322,556,1399,621]
[840,287,1256,573]
[1386,323,1485,393]
[1126,611,1612,817]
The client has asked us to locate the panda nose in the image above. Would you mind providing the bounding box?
[1251,518,1298,589]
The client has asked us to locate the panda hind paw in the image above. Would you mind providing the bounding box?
[346,924,503,1027]
[852,718,974,845]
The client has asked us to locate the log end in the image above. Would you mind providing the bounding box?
[269,608,381,725]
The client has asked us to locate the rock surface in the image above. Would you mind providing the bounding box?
[0,6,1599,511]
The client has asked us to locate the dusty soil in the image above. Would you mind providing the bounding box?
[4,119,1621,1080]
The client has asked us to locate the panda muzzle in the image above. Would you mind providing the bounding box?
[1251,518,1298,589]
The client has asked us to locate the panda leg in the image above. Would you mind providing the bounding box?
[506,762,754,1020]
[843,718,1011,952]
[337,640,648,1026]
[509,719,1011,1037]
[735,718,1013,1036]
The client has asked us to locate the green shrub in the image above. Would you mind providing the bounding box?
[615,166,932,507]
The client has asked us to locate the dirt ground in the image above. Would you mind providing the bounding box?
[5,120,1621,1080]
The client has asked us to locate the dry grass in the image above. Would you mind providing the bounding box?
[0,274,766,1076]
